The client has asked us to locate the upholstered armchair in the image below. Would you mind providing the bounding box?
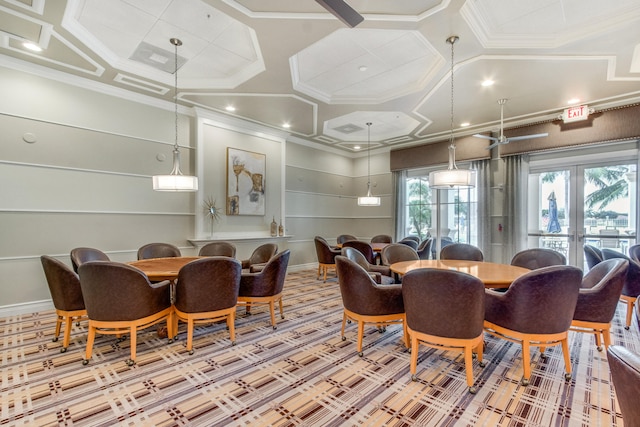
[137,242,181,260]
[314,236,341,282]
[198,241,236,257]
[371,234,392,244]
[174,257,242,354]
[78,261,174,366]
[583,244,604,270]
[601,249,640,329]
[342,240,377,265]
[416,238,433,260]
[239,250,290,329]
[571,258,628,350]
[510,248,566,269]
[607,345,640,424]
[41,255,87,353]
[397,238,419,250]
[341,246,394,285]
[241,243,277,271]
[70,247,110,273]
[335,256,406,357]
[484,265,583,385]
[337,234,358,245]
[629,244,640,264]
[440,243,484,261]
[380,243,419,266]
[403,268,486,393]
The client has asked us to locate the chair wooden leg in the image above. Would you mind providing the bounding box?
[228,312,236,343]
[186,319,194,353]
[357,320,365,355]
[62,316,73,349]
[317,264,321,280]
[278,297,284,319]
[410,335,419,377]
[83,325,96,364]
[625,299,635,329]
[602,327,612,349]
[129,326,137,364]
[323,266,328,282]
[521,340,531,385]
[561,337,572,377]
[464,345,474,388]
[475,339,484,364]
[54,316,63,341]
[269,301,276,328]
[594,332,602,349]
[341,312,347,340]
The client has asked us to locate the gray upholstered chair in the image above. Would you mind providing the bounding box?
[629,244,640,264]
[137,242,181,260]
[335,256,406,357]
[337,234,358,245]
[484,265,583,385]
[241,243,277,271]
[174,257,242,354]
[510,248,566,270]
[403,235,421,244]
[341,246,394,285]
[403,268,486,393]
[601,248,640,329]
[41,255,87,353]
[397,238,419,250]
[607,345,640,424]
[198,241,236,257]
[570,258,628,351]
[416,238,433,260]
[381,243,419,266]
[440,243,484,261]
[314,236,341,282]
[239,250,290,329]
[371,234,392,244]
[583,244,603,270]
[78,261,174,366]
[342,240,377,265]
[70,247,110,273]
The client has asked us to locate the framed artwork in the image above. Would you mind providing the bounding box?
[226,147,266,215]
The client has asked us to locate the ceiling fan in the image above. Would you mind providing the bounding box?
[315,0,364,27]
[474,99,549,150]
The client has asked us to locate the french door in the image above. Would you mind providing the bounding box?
[527,160,637,268]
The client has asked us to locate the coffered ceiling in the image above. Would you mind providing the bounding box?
[1,0,639,153]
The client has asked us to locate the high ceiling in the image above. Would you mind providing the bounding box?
[1,0,639,153]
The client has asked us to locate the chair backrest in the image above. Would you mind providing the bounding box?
[137,243,181,260]
[397,239,419,250]
[416,238,433,260]
[403,235,420,243]
[583,244,603,269]
[314,236,339,264]
[599,228,620,248]
[341,240,376,264]
[78,261,171,321]
[41,255,85,311]
[629,244,640,264]
[198,241,236,257]
[496,265,583,334]
[403,268,484,339]
[70,247,110,273]
[601,248,640,298]
[241,250,290,297]
[574,258,628,323]
[337,234,357,244]
[248,243,278,265]
[371,234,392,244]
[341,246,371,270]
[174,257,241,313]
[440,243,484,261]
[381,243,419,265]
[510,248,566,270]
[607,346,640,423]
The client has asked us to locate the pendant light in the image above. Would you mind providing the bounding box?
[152,38,198,192]
[357,122,381,206]
[428,36,476,189]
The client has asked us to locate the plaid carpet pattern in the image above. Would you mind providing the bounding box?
[1,268,637,426]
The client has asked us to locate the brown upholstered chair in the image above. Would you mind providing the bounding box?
[342,240,377,265]
[335,256,406,357]
[240,243,277,271]
[397,238,419,250]
[440,243,484,261]
[198,241,236,257]
[78,261,174,366]
[403,268,486,393]
[314,236,341,282]
[484,265,583,385]
[41,255,87,353]
[70,247,110,273]
[174,257,241,354]
[601,248,640,329]
[371,234,392,244]
[403,235,421,244]
[239,250,290,329]
[607,346,640,424]
[510,248,566,269]
[137,242,181,260]
[341,246,395,285]
[416,238,433,260]
[570,258,628,351]
[337,234,358,245]
[629,244,640,264]
[584,244,604,270]
[380,243,419,266]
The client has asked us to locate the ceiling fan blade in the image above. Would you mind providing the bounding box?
[507,132,549,142]
[315,0,364,27]
[486,140,501,150]
[473,134,499,142]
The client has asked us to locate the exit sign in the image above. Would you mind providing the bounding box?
[562,105,590,123]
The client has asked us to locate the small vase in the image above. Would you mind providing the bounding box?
[270,216,278,237]
[278,221,284,237]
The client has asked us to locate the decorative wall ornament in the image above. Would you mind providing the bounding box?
[203,196,221,237]
[226,147,266,215]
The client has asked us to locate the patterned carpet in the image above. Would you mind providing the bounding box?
[1,268,637,426]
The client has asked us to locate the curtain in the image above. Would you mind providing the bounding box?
[502,155,529,263]
[393,170,407,242]
[472,159,492,260]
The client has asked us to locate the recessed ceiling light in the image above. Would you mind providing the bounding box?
[481,79,494,87]
[354,145,361,150]
[282,123,291,128]
[225,105,236,112]
[567,98,580,105]
[460,122,470,127]
[23,42,42,52]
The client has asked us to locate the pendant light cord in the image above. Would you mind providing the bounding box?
[366,122,372,195]
[172,38,181,152]
[447,35,459,170]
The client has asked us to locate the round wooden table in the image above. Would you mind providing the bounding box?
[128,256,203,281]
[390,259,530,288]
